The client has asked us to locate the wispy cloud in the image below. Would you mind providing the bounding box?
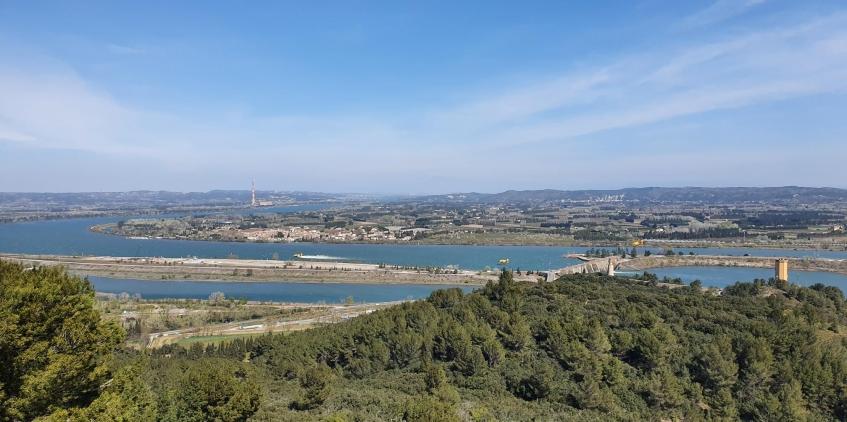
[0,10,845,191]
[678,0,767,30]
[0,63,135,153]
[443,70,613,126]
[3,13,846,154]
[443,12,847,147]
[0,127,36,143]
[105,43,145,55]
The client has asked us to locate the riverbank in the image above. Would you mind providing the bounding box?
[89,224,585,246]
[0,253,538,285]
[89,223,847,250]
[618,255,847,275]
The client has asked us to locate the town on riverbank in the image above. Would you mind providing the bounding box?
[75,187,847,250]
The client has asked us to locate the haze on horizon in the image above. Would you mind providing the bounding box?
[1,1,846,194]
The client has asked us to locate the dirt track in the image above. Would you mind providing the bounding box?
[145,302,396,348]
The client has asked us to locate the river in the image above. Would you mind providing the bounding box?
[2,213,847,271]
[89,267,847,302]
[89,276,473,303]
[641,266,847,290]
[3,214,847,301]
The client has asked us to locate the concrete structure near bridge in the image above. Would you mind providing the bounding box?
[546,254,846,283]
[775,258,789,281]
[555,256,621,277]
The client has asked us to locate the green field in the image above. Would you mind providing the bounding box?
[174,332,268,346]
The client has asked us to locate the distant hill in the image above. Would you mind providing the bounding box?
[3,186,846,210]
[416,186,847,204]
[0,190,356,211]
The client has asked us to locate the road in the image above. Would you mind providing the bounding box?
[145,301,398,348]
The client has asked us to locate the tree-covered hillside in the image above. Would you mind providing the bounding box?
[3,260,847,421]
[247,271,847,421]
[0,261,261,421]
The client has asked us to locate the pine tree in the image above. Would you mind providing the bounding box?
[0,261,124,420]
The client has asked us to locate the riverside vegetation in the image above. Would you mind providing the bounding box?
[2,260,847,421]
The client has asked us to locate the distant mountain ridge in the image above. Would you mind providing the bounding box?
[416,186,847,204]
[0,190,355,211]
[2,186,846,207]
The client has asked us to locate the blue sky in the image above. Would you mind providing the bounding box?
[0,1,846,193]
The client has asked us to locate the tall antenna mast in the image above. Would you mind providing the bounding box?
[251,179,256,207]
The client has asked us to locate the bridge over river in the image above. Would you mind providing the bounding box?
[545,254,847,282]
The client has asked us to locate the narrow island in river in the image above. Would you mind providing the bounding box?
[0,253,543,285]
[4,252,847,287]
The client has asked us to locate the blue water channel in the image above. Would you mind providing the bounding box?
[88,276,474,303]
[643,266,847,290]
[2,212,847,272]
[90,267,847,303]
[3,213,847,301]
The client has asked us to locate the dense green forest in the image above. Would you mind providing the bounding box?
[0,261,260,422]
[3,260,847,421]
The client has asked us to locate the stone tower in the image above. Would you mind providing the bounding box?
[775,258,789,282]
[607,257,616,277]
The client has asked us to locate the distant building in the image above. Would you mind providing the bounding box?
[775,259,789,282]
[251,179,257,207]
